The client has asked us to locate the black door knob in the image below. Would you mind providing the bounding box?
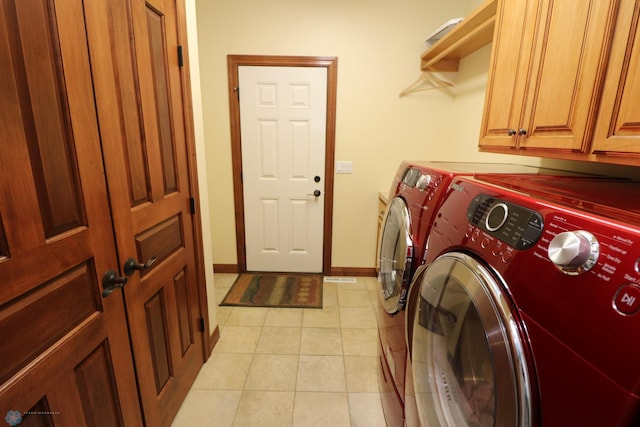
[314,176,321,183]
[313,190,321,197]
[101,269,128,297]
[124,256,158,276]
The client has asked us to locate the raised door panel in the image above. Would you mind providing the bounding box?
[240,66,327,273]
[479,0,539,148]
[520,0,619,151]
[84,0,204,425]
[0,0,141,425]
[593,0,640,156]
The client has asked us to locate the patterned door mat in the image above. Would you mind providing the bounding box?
[220,273,323,309]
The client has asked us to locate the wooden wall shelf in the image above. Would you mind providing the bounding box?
[420,0,497,72]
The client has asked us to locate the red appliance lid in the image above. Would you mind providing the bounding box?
[402,161,593,176]
[475,175,640,225]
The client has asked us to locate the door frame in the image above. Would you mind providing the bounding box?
[176,0,215,357]
[227,55,337,274]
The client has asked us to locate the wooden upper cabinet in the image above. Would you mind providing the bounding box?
[480,0,620,152]
[592,0,640,158]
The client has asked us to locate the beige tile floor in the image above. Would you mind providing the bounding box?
[171,274,387,427]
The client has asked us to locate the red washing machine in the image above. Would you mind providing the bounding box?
[376,161,591,427]
[409,175,640,427]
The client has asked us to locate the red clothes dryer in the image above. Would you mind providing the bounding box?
[409,175,640,427]
[376,161,589,427]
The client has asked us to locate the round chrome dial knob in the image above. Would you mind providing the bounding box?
[548,230,599,275]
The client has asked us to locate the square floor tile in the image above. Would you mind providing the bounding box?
[292,392,350,427]
[245,354,299,391]
[302,307,340,328]
[264,308,304,327]
[348,392,386,427]
[339,306,377,328]
[337,289,372,307]
[225,307,268,326]
[342,328,378,356]
[256,326,302,354]
[191,353,253,390]
[300,328,343,355]
[344,356,379,392]
[322,282,338,308]
[214,326,262,353]
[233,390,294,427]
[296,355,347,392]
[171,389,241,427]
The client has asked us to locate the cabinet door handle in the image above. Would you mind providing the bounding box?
[508,128,517,136]
[123,256,158,276]
[518,128,527,136]
[101,269,128,297]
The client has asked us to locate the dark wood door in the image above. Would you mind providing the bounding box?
[85,0,204,425]
[0,0,143,425]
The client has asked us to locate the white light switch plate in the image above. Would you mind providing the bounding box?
[336,161,353,174]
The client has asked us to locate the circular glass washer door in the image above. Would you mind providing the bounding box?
[411,252,532,427]
[378,196,414,314]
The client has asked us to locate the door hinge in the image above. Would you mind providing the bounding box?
[198,318,205,332]
[177,45,184,67]
[233,86,239,101]
[190,197,196,214]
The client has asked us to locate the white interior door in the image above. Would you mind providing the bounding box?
[239,66,327,273]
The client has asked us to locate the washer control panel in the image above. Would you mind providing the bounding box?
[548,230,600,275]
[467,194,544,250]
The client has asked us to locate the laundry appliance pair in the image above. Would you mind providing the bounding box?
[376,161,589,426]
[405,174,640,427]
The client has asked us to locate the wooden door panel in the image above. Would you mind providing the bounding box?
[145,5,179,195]
[2,321,127,426]
[521,0,619,150]
[145,289,172,393]
[0,0,142,424]
[0,262,98,384]
[593,0,640,154]
[86,0,204,424]
[480,0,538,147]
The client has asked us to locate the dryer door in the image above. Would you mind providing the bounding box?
[378,196,414,314]
[411,252,532,427]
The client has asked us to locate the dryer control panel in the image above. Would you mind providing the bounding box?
[467,194,544,250]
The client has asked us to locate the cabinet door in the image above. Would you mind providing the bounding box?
[480,0,539,148]
[520,0,619,151]
[592,0,640,156]
[0,1,142,425]
[480,0,619,152]
[85,0,205,425]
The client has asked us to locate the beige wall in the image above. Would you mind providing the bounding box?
[195,0,526,270]
[193,0,638,271]
[184,0,219,331]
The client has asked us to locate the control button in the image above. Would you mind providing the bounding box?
[614,284,640,315]
[486,203,509,232]
[548,230,599,275]
[465,225,474,238]
[502,250,514,263]
[481,238,490,249]
[416,174,432,190]
[472,229,480,242]
[528,214,543,229]
[492,243,502,257]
